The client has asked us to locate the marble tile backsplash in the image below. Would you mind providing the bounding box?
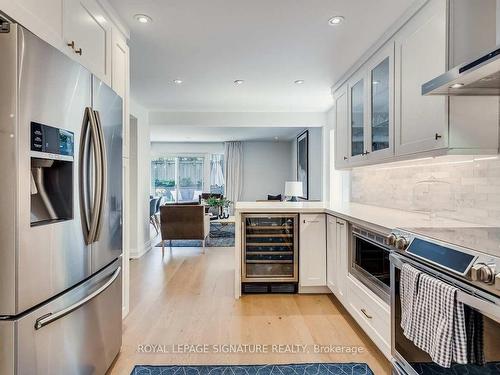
[350,155,500,226]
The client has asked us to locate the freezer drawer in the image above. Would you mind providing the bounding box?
[2,258,122,375]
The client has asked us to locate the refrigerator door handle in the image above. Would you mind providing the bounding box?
[79,107,103,245]
[93,110,107,242]
[34,266,121,330]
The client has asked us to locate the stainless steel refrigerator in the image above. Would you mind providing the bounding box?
[0,23,123,375]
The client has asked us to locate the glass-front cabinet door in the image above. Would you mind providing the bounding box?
[367,42,394,160]
[349,75,367,162]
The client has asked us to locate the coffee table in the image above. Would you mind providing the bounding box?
[210,216,235,238]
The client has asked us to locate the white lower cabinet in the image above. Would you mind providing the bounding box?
[299,214,326,287]
[346,272,391,359]
[327,216,348,302]
[326,216,390,359]
[326,216,337,293]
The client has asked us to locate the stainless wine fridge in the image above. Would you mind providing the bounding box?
[241,214,299,293]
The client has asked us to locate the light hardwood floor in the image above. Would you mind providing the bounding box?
[109,246,391,375]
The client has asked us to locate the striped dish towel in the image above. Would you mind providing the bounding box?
[400,263,421,338]
[411,274,467,367]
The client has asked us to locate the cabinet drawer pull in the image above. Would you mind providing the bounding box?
[75,47,83,55]
[343,156,348,160]
[67,40,75,49]
[435,133,442,140]
[303,220,320,223]
[361,308,372,319]
[336,222,345,226]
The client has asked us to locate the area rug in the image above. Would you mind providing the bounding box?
[155,223,235,248]
[131,363,374,375]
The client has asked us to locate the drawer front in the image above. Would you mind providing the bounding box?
[347,276,390,356]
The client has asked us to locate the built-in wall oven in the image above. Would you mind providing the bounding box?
[389,228,500,375]
[349,225,391,303]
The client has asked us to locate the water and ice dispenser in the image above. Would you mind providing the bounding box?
[30,122,74,226]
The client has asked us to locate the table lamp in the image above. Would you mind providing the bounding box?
[285,181,303,202]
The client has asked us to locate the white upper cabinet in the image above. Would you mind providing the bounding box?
[112,30,130,157]
[332,0,499,169]
[333,85,349,169]
[366,43,394,161]
[111,30,129,98]
[1,0,128,89]
[0,0,63,50]
[394,0,448,156]
[348,72,368,163]
[63,0,112,85]
[299,214,326,287]
[335,41,395,167]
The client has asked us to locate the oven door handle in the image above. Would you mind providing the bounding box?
[457,291,500,321]
[391,253,500,322]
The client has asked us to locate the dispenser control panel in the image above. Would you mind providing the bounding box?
[31,122,74,156]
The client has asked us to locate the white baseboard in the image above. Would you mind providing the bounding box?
[298,285,332,294]
[129,238,153,259]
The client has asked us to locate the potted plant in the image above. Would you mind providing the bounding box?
[206,197,232,218]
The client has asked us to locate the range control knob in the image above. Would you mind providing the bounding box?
[387,233,398,247]
[480,265,496,284]
[395,236,409,250]
[471,263,496,284]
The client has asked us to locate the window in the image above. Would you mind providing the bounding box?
[151,154,224,202]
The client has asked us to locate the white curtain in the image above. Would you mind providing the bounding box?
[224,141,243,212]
[210,154,224,187]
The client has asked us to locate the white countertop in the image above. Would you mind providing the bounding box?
[235,201,484,233]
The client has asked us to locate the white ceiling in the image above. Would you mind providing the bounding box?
[109,0,414,112]
[150,126,305,142]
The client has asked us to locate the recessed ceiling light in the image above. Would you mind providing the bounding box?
[294,80,305,85]
[173,79,183,85]
[328,16,345,26]
[450,83,464,89]
[134,14,152,23]
[234,80,244,86]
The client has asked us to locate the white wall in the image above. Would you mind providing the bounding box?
[129,99,152,258]
[151,142,224,157]
[290,128,323,201]
[241,141,293,201]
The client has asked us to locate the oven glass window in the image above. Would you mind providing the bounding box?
[354,236,390,288]
[394,268,500,373]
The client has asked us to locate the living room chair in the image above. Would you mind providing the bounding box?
[159,204,210,256]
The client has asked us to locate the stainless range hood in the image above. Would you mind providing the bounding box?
[422,46,500,96]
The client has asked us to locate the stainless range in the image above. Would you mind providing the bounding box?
[388,227,500,374]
